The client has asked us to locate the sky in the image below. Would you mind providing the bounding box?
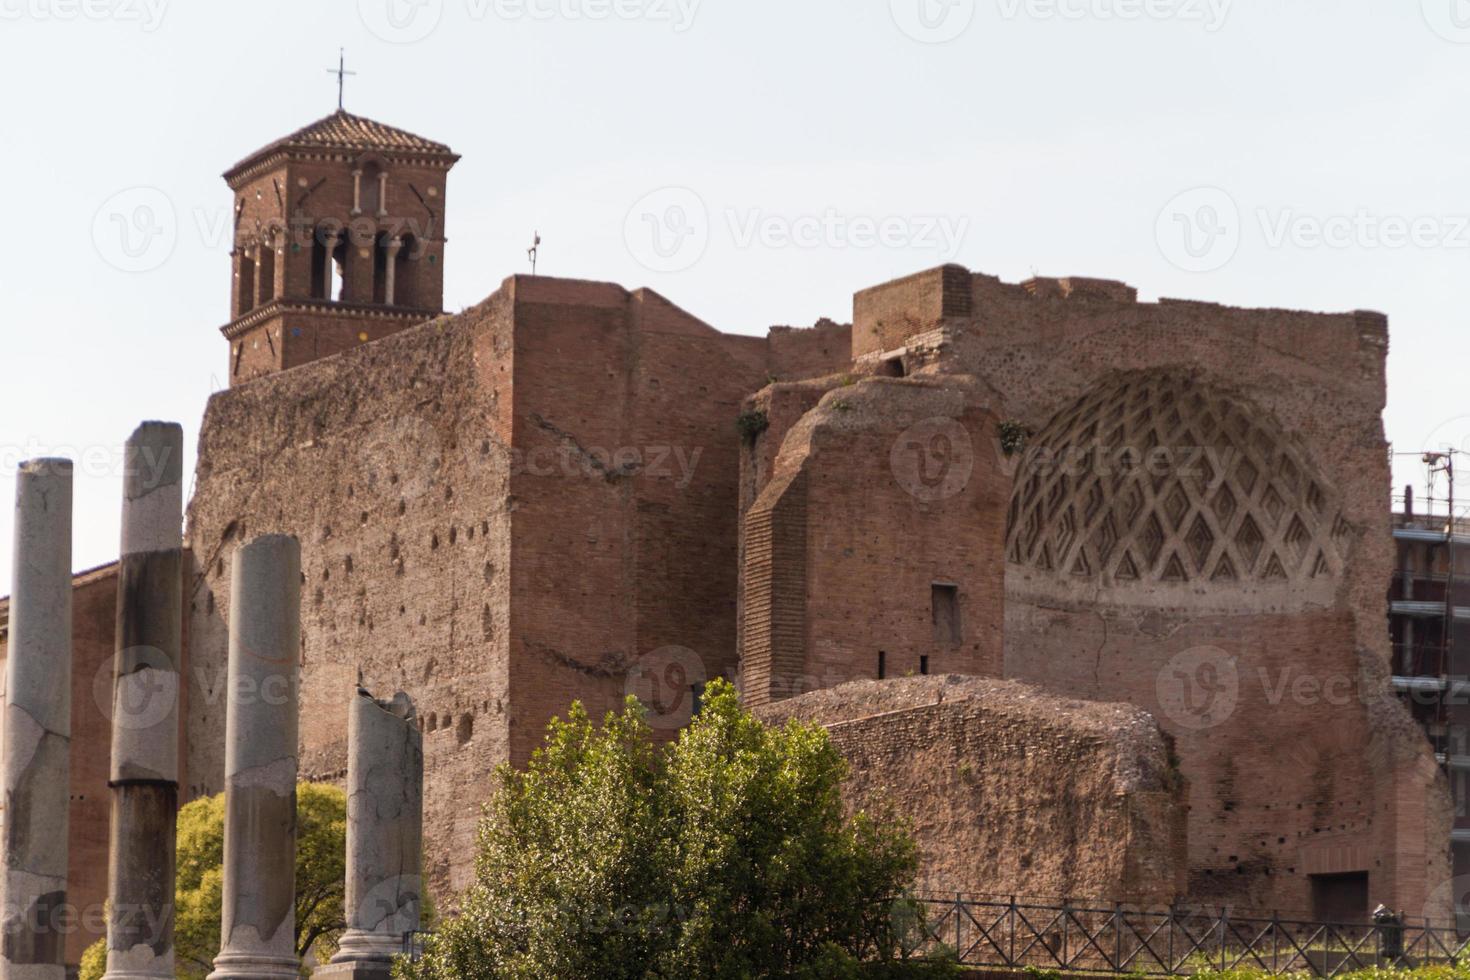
[2,0,1469,587]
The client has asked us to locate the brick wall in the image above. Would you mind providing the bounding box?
[757,676,1188,904]
[188,274,772,895]
[188,294,515,895]
[851,264,1448,916]
[740,378,1009,705]
[852,264,971,359]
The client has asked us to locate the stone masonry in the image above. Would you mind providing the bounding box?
[757,675,1187,905]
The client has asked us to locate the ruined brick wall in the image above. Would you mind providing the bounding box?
[757,676,1187,904]
[188,297,514,896]
[188,274,771,895]
[766,320,853,381]
[849,265,1450,916]
[739,378,1009,706]
[852,264,971,359]
[502,278,768,763]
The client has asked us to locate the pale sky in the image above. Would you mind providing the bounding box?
[2,0,1468,587]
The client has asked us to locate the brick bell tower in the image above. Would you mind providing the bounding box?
[220,110,460,384]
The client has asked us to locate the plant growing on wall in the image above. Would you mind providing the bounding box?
[737,409,770,443]
[997,421,1030,457]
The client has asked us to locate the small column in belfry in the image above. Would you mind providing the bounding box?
[104,422,184,980]
[314,689,423,979]
[0,458,73,980]
[207,535,302,980]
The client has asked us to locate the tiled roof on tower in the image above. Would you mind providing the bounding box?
[225,109,458,183]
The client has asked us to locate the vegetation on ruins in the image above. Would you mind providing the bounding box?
[737,409,771,443]
[997,420,1029,457]
[79,782,348,980]
[397,678,955,979]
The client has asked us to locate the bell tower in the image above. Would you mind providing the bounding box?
[220,110,460,384]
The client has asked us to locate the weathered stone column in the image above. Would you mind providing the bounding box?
[314,689,422,979]
[0,459,73,980]
[104,423,183,980]
[208,535,301,980]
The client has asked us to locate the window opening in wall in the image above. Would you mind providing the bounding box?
[1310,871,1369,924]
[395,234,420,307]
[919,655,930,676]
[932,583,961,645]
[878,651,887,680]
[691,682,707,718]
[237,253,256,317]
[257,243,275,305]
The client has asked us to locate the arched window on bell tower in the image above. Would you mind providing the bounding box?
[311,224,350,302]
[395,233,420,308]
[330,230,350,301]
[236,250,256,318]
[257,237,276,307]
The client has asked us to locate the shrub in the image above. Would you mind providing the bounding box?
[399,680,953,979]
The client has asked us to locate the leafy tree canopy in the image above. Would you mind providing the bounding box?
[81,782,347,980]
[399,679,953,980]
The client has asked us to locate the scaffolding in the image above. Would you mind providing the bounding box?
[1390,450,1470,912]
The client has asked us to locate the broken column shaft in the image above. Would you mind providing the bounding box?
[0,459,73,980]
[207,535,301,980]
[316,690,423,979]
[104,423,184,980]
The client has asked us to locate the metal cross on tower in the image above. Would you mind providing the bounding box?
[326,48,357,110]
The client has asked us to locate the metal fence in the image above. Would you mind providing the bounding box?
[402,929,434,963]
[906,896,1470,977]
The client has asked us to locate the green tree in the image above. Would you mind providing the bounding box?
[82,781,348,980]
[400,679,952,980]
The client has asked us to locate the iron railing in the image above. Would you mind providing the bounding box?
[905,896,1470,977]
[402,929,434,963]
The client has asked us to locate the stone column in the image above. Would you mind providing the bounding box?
[208,535,301,980]
[0,459,73,980]
[315,689,422,979]
[103,423,183,980]
[382,239,402,306]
